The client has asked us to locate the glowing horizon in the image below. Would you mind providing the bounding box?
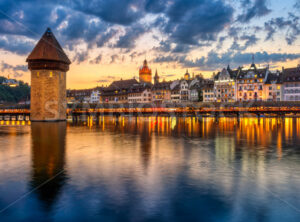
[0,0,300,89]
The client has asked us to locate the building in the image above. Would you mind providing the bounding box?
[26,28,71,121]
[152,81,171,103]
[139,60,152,84]
[180,80,190,102]
[282,65,300,101]
[101,78,139,103]
[67,88,94,104]
[202,80,215,102]
[264,71,282,101]
[236,63,269,102]
[2,75,19,87]
[170,80,181,103]
[214,66,237,102]
[128,83,152,103]
[90,90,101,103]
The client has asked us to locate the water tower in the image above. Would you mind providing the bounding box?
[26,28,71,121]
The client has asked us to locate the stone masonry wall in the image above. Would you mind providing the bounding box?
[31,70,66,121]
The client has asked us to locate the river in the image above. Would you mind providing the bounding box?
[0,117,300,221]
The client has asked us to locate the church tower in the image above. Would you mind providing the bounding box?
[139,59,152,83]
[26,28,71,121]
[154,69,159,84]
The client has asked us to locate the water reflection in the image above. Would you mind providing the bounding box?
[0,117,300,221]
[30,122,67,210]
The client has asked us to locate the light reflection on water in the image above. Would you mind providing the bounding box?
[0,117,300,221]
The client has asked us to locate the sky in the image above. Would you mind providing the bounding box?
[0,0,300,89]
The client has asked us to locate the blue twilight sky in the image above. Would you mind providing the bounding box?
[0,0,300,88]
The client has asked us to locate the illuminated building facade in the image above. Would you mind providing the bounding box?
[139,60,152,84]
[128,83,152,103]
[236,63,268,102]
[152,81,171,103]
[263,71,282,101]
[214,66,237,102]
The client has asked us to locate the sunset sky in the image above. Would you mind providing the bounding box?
[0,0,300,89]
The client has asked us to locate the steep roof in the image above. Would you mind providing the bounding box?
[282,66,300,82]
[265,72,282,84]
[237,64,268,79]
[26,28,71,64]
[152,81,171,90]
[106,79,139,91]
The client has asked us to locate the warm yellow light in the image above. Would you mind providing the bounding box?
[49,71,53,77]
[277,86,281,90]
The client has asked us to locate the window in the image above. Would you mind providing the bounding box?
[269,86,272,90]
[49,71,53,77]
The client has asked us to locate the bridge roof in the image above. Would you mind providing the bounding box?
[26,28,71,64]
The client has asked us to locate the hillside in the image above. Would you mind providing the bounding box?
[0,76,30,103]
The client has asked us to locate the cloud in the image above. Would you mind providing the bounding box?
[237,0,271,23]
[69,0,143,25]
[295,0,300,8]
[73,51,89,64]
[0,36,34,55]
[145,0,166,13]
[153,51,300,71]
[115,24,148,49]
[110,54,119,64]
[264,14,300,44]
[0,61,28,78]
[164,0,234,46]
[90,54,102,64]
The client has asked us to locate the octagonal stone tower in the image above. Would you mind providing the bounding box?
[26,28,71,121]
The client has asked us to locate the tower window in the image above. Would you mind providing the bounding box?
[50,71,53,77]
[37,72,39,77]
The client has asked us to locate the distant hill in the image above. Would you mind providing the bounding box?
[0,76,30,103]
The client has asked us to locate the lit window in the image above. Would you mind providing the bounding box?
[37,71,39,77]
[277,86,281,90]
[49,71,53,77]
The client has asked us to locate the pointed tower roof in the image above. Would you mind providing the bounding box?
[27,28,71,64]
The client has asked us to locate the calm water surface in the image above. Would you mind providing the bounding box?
[0,117,300,222]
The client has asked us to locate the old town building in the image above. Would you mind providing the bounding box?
[236,63,269,102]
[202,80,215,102]
[264,71,282,101]
[128,83,152,103]
[282,65,300,101]
[170,80,181,103]
[101,79,138,103]
[152,81,171,103]
[214,66,237,102]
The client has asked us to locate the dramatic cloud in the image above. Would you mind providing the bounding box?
[68,0,143,25]
[73,51,89,64]
[153,51,300,70]
[0,36,34,55]
[264,14,300,44]
[0,0,299,70]
[115,24,148,49]
[237,0,271,23]
[164,0,234,46]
